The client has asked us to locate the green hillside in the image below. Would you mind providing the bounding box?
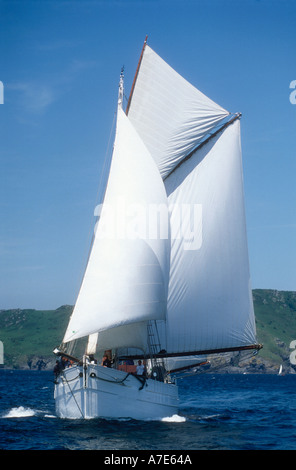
[0,305,72,369]
[252,289,296,367]
[1,289,296,371]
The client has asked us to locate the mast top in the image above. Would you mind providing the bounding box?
[118,66,124,108]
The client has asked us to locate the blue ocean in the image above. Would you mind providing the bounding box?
[1,370,296,451]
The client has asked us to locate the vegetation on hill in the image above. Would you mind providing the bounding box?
[1,289,296,372]
[0,305,72,369]
[252,289,296,371]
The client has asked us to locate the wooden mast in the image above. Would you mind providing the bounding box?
[125,35,148,116]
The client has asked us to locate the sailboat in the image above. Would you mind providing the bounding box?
[53,37,262,420]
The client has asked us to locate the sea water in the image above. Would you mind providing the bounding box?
[1,370,296,451]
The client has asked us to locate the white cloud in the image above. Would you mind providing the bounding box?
[8,81,57,114]
[8,59,98,115]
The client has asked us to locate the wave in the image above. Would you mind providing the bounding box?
[2,406,57,419]
[95,414,187,423]
[3,406,36,418]
[161,414,186,423]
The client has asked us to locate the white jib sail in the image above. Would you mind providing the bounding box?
[63,107,170,346]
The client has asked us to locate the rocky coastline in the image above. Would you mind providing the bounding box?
[2,353,294,375]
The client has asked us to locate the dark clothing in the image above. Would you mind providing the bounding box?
[103,358,111,368]
[54,361,61,377]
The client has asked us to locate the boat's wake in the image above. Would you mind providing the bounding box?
[2,406,56,419]
[97,414,187,423]
[161,414,186,423]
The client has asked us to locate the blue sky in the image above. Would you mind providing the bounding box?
[0,0,295,309]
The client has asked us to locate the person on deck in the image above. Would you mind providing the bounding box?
[136,360,144,375]
[101,354,111,368]
[53,360,61,379]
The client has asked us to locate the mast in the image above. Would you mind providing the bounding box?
[126,35,148,115]
[118,66,124,109]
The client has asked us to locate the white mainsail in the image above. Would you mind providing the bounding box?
[127,43,257,362]
[163,119,256,356]
[62,40,259,365]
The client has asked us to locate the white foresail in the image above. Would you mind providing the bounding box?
[63,107,170,346]
[86,332,98,355]
[94,322,149,353]
[127,45,230,178]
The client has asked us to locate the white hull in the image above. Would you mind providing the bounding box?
[54,364,179,420]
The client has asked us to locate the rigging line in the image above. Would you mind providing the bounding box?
[91,371,131,385]
[96,109,117,206]
[59,373,81,383]
[126,35,148,116]
[90,371,146,391]
[61,372,85,419]
[84,108,117,264]
[170,360,210,374]
[68,110,117,340]
[163,112,242,182]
